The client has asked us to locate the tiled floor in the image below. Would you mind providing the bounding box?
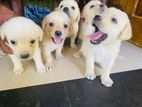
[0,42,142,91]
[0,69,142,107]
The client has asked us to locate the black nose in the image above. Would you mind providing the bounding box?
[100,4,105,8]
[63,7,69,12]
[94,15,101,21]
[20,54,30,59]
[55,31,62,37]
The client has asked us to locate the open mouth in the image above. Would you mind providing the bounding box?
[88,24,108,45]
[52,37,62,45]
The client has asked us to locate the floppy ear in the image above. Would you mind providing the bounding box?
[67,20,73,37]
[35,25,43,42]
[76,12,80,22]
[42,16,48,30]
[119,20,132,40]
[0,25,6,40]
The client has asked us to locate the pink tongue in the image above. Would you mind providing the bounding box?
[87,32,103,41]
[54,37,62,44]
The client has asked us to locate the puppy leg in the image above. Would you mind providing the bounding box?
[100,58,116,87]
[70,24,79,48]
[85,55,96,80]
[33,47,46,74]
[44,49,54,71]
[73,50,81,59]
[9,55,24,75]
[55,39,65,61]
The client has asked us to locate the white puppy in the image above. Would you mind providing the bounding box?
[58,0,80,48]
[42,10,71,71]
[0,17,46,75]
[74,8,132,87]
[78,0,107,40]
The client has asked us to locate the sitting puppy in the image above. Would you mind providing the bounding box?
[74,8,132,87]
[0,17,46,75]
[42,10,71,71]
[58,0,80,48]
[78,0,107,40]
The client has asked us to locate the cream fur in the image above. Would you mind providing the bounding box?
[74,7,132,87]
[42,10,71,71]
[58,0,80,48]
[0,17,46,75]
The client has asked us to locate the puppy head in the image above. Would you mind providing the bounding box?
[58,0,80,22]
[0,17,43,60]
[89,7,132,45]
[81,0,107,22]
[42,10,71,45]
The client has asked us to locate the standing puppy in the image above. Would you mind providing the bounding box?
[75,8,132,87]
[42,10,71,71]
[58,0,80,48]
[0,17,46,75]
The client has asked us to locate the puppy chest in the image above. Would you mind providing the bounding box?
[44,43,58,52]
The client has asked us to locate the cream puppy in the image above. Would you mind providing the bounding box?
[58,0,80,48]
[74,8,132,87]
[0,17,46,75]
[78,0,107,40]
[42,10,71,71]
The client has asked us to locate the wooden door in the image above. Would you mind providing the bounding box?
[108,0,142,47]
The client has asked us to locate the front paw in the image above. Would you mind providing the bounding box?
[46,63,54,71]
[101,75,114,87]
[37,64,46,74]
[73,52,81,59]
[71,44,77,48]
[56,54,63,61]
[85,72,96,80]
[13,67,24,75]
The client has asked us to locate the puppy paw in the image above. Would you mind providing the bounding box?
[37,64,46,74]
[56,54,63,61]
[73,52,81,59]
[101,75,114,87]
[71,44,77,48]
[46,64,54,71]
[13,67,24,75]
[85,72,96,80]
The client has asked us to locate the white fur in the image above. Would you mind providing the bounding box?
[0,17,46,74]
[78,0,107,40]
[74,7,132,87]
[58,0,80,48]
[42,10,71,71]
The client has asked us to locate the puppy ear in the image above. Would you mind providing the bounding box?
[42,16,48,30]
[76,13,80,22]
[36,25,43,41]
[119,20,132,40]
[0,25,6,40]
[68,21,73,37]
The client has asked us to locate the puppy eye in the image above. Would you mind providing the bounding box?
[71,6,75,10]
[112,17,117,24]
[10,40,16,45]
[30,40,35,44]
[64,24,68,28]
[90,5,95,9]
[49,22,54,27]
[60,5,63,9]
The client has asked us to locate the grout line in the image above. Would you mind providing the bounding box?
[63,82,72,107]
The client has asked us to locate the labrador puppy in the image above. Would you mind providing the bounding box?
[0,17,46,75]
[58,0,80,48]
[78,0,107,40]
[42,10,71,71]
[74,7,132,87]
